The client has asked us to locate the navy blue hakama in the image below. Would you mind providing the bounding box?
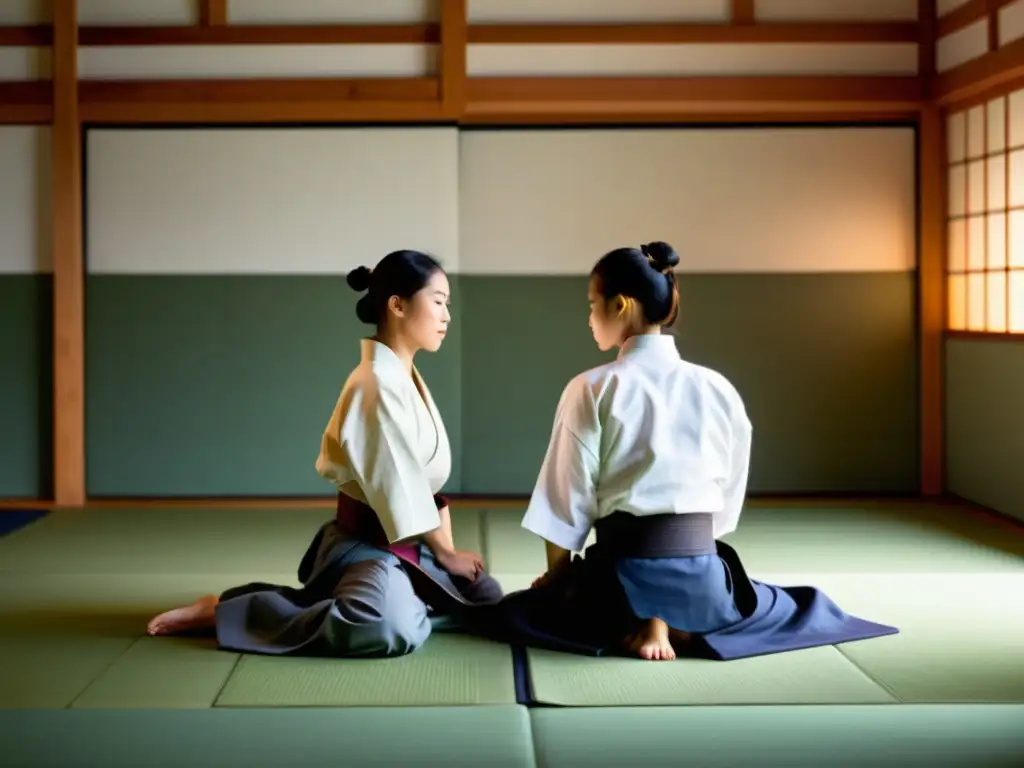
[470,513,898,660]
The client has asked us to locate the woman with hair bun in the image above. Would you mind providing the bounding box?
[488,241,897,661]
[147,249,502,657]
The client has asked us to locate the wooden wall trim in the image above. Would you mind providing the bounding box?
[440,0,467,118]
[200,0,228,28]
[75,24,438,45]
[936,0,1018,39]
[918,103,946,497]
[467,22,919,44]
[51,0,85,507]
[938,0,986,38]
[0,25,50,44]
[0,81,52,123]
[3,75,925,126]
[81,100,448,123]
[731,0,756,25]
[0,20,921,47]
[466,75,923,106]
[79,78,439,103]
[920,0,937,97]
[936,32,1024,103]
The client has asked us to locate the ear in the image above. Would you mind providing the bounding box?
[612,294,632,318]
[386,295,405,318]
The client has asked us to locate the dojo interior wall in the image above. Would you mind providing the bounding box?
[0,126,52,499]
[943,92,1024,524]
[74,124,918,498]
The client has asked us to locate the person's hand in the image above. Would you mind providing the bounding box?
[437,549,484,581]
[531,571,551,589]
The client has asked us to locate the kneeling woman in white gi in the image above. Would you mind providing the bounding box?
[147,250,502,656]
[489,241,897,661]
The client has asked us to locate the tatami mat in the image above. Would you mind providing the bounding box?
[0,634,137,708]
[719,504,1024,574]
[0,706,537,768]
[216,634,517,707]
[801,572,1024,704]
[0,502,1020,712]
[529,705,1024,768]
[524,570,1024,706]
[72,637,240,709]
[1,503,1018,578]
[525,644,896,707]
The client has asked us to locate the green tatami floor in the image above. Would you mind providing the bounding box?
[1,500,1022,767]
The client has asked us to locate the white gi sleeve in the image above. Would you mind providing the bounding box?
[339,377,441,543]
[715,413,752,539]
[521,376,601,553]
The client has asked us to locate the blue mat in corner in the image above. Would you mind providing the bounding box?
[0,509,49,537]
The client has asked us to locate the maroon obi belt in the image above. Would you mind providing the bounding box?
[335,492,449,567]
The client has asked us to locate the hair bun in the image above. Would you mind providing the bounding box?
[346,266,372,292]
[641,241,680,274]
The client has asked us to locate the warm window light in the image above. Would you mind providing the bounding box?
[946,95,1024,335]
[988,214,1006,268]
[987,272,1007,332]
[1012,272,1024,332]
[967,273,986,330]
[949,274,966,330]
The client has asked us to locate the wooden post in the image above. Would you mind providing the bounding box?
[52,0,85,506]
[918,2,945,496]
[200,0,228,27]
[440,0,467,118]
[731,1,755,24]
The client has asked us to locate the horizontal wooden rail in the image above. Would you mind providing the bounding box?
[936,0,1018,39]
[1,74,926,125]
[936,33,1024,105]
[0,81,51,123]
[467,75,924,104]
[80,78,438,103]
[466,22,920,45]
[0,21,921,47]
[77,24,439,46]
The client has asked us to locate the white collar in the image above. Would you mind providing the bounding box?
[360,338,408,373]
[618,333,680,363]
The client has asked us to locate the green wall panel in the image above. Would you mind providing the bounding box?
[460,273,919,495]
[945,337,1024,523]
[0,275,52,498]
[85,272,917,497]
[84,275,463,497]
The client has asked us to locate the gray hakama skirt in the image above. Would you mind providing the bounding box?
[213,518,503,658]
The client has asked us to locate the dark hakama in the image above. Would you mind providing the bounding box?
[213,494,503,657]
[472,512,898,660]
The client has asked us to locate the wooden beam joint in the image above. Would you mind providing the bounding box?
[732,0,756,25]
[200,0,228,27]
[440,0,467,118]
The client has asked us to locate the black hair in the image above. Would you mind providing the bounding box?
[346,249,444,326]
[591,241,681,326]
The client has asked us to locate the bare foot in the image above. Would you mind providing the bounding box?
[624,618,676,660]
[147,595,219,636]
